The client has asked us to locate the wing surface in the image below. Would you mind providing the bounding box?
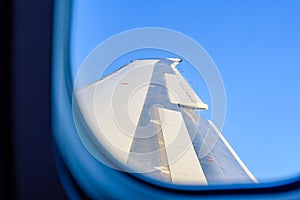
[75,58,257,185]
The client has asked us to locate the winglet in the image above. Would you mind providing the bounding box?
[167,58,182,62]
[178,103,209,110]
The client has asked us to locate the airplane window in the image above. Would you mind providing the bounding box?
[52,0,300,198]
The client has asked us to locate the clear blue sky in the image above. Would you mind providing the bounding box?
[70,0,300,183]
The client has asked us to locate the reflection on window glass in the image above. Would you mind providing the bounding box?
[69,1,300,186]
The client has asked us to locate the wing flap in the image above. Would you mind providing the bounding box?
[164,73,208,110]
[158,107,207,185]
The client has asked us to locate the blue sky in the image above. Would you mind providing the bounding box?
[70,0,300,183]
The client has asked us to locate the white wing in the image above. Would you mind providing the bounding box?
[75,58,257,185]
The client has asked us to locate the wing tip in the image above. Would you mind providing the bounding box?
[167,58,182,62]
[178,103,209,110]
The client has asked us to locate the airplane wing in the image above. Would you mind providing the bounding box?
[74,58,257,185]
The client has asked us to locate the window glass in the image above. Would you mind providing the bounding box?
[69,0,300,185]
